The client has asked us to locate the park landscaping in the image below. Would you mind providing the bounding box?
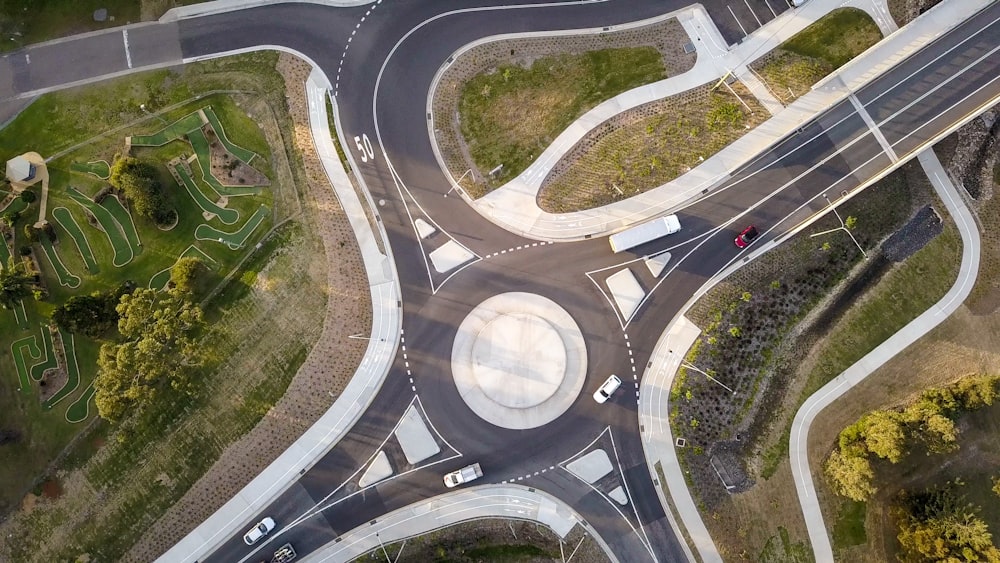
[538,82,767,212]
[750,8,883,105]
[0,50,348,563]
[670,160,963,560]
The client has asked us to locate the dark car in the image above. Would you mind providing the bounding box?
[735,225,759,249]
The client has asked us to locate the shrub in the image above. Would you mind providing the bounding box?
[18,246,31,256]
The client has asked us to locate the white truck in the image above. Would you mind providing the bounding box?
[608,214,682,253]
[443,463,483,488]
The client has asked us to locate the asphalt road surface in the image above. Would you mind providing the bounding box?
[1,1,998,562]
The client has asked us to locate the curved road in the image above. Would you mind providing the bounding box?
[1,1,998,562]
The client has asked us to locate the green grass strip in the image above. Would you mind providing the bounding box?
[202,106,257,162]
[128,111,206,147]
[174,164,239,224]
[29,325,57,382]
[39,229,81,288]
[69,160,111,180]
[186,127,263,197]
[148,244,219,290]
[67,187,133,267]
[65,382,95,424]
[194,205,268,250]
[101,195,142,254]
[44,331,80,409]
[12,300,28,329]
[52,207,99,274]
[0,233,12,265]
[0,195,29,215]
[11,335,41,392]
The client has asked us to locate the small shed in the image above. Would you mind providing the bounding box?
[5,156,35,182]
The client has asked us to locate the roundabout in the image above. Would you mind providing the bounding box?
[452,292,587,430]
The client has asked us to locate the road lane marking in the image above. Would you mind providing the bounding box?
[122,29,132,69]
[848,94,897,162]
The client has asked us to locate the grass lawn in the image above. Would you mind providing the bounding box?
[539,83,768,212]
[458,47,667,189]
[752,8,882,105]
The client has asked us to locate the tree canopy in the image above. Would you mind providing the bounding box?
[94,288,205,422]
[109,156,174,225]
[0,257,35,309]
[52,282,134,338]
[895,482,1000,562]
[170,257,206,295]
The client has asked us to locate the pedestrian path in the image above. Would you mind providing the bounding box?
[159,0,375,22]
[789,148,980,562]
[470,0,991,241]
[308,486,597,562]
[155,69,402,563]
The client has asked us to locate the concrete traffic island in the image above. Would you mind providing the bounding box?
[452,292,586,429]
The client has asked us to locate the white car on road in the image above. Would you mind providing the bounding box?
[243,516,276,545]
[593,375,622,403]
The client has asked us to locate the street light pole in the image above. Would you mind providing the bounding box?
[446,168,473,197]
[671,351,736,395]
[139,103,167,125]
[810,193,867,258]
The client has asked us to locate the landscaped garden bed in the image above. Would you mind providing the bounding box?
[749,8,883,106]
[431,16,696,197]
[671,160,963,559]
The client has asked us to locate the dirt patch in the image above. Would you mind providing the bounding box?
[40,478,63,500]
[37,368,67,405]
[205,125,270,187]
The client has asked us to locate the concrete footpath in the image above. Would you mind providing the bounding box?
[464,0,992,241]
[307,486,604,562]
[156,69,402,563]
[638,316,718,563]
[789,148,981,562]
[159,0,374,22]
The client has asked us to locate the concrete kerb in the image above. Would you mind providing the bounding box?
[155,50,402,563]
[159,0,375,22]
[790,149,981,562]
[304,485,618,563]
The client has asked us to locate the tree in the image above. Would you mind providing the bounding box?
[169,257,206,294]
[0,258,35,309]
[861,410,907,463]
[825,450,876,502]
[953,375,999,410]
[52,283,134,338]
[93,288,205,422]
[895,483,1000,562]
[19,189,36,203]
[109,157,173,225]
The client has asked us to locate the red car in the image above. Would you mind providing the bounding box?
[735,225,759,249]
